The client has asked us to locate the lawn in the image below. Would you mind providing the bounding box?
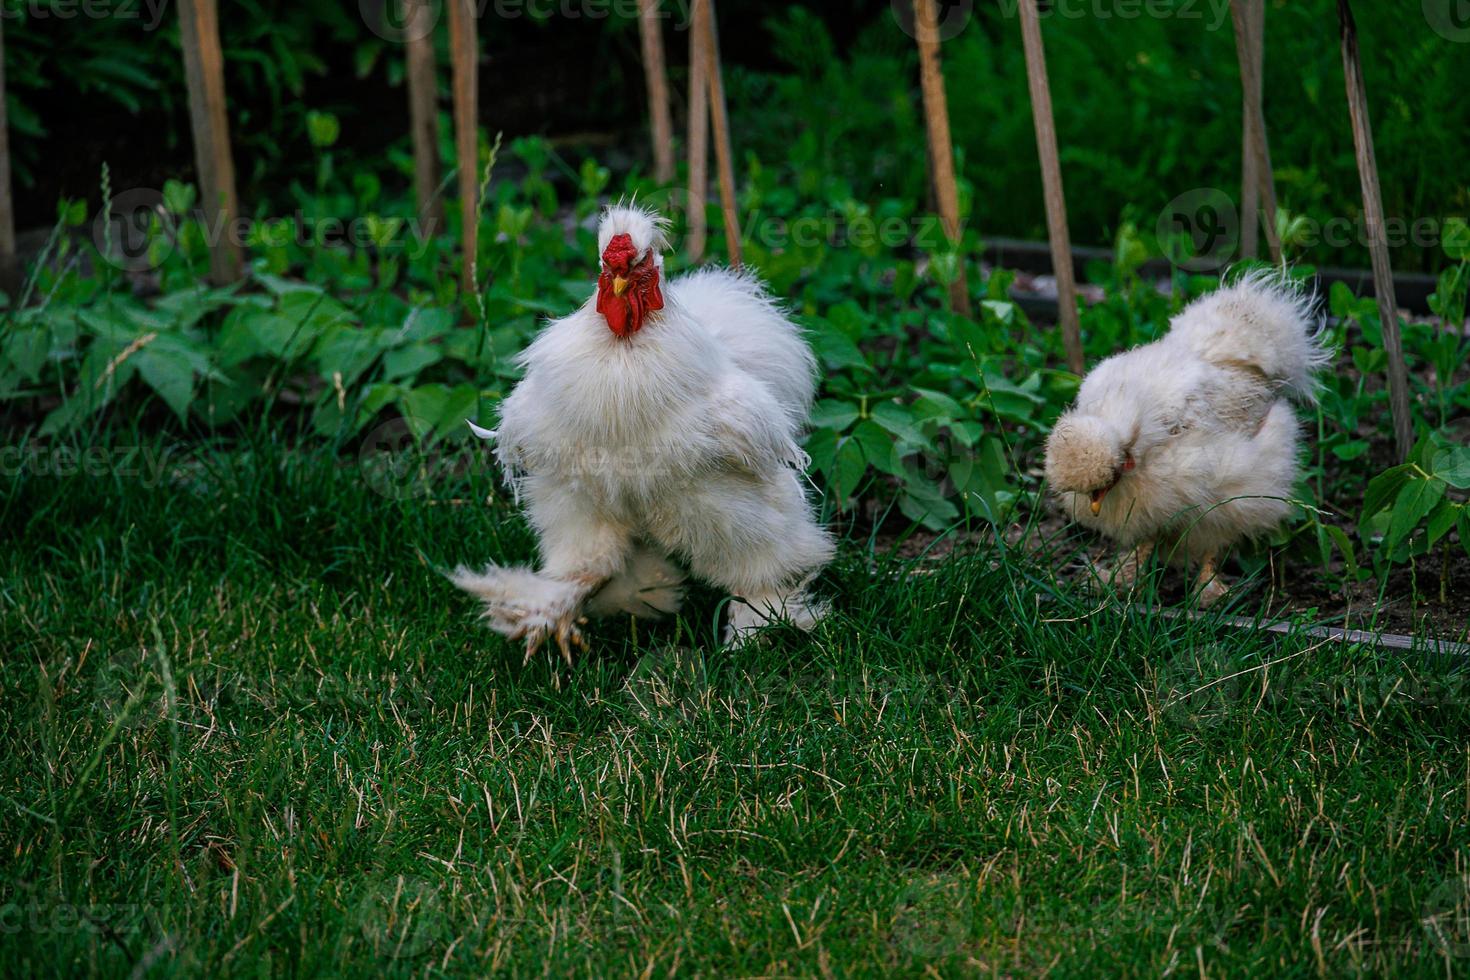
[3,439,1467,976]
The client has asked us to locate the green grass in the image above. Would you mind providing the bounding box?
[2,437,1468,977]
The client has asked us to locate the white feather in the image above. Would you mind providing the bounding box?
[454,206,833,645]
[1044,271,1329,562]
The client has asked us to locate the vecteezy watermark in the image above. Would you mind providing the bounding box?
[891,0,974,42]
[0,901,145,936]
[744,209,957,252]
[893,874,971,959]
[0,0,171,30]
[618,648,969,729]
[1003,0,1231,31]
[358,417,495,501]
[1423,873,1470,958]
[0,445,175,487]
[1157,187,1241,273]
[1424,0,1470,42]
[91,189,442,273]
[94,188,178,274]
[893,0,1233,41]
[1153,643,1248,731]
[93,645,434,732]
[1156,187,1466,271]
[362,0,699,41]
[1152,644,1470,732]
[360,0,440,43]
[352,873,450,959]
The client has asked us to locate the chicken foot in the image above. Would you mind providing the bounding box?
[511,573,603,666]
[1105,540,1154,592]
[1196,553,1229,608]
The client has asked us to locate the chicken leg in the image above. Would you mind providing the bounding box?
[1196,553,1229,608]
[1109,540,1155,592]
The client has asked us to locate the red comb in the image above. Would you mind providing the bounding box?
[601,233,637,274]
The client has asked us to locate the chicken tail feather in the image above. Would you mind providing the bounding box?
[1170,268,1331,401]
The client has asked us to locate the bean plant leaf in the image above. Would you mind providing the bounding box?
[1360,464,1414,523]
[832,438,866,501]
[135,347,196,422]
[808,399,860,432]
[1384,476,1445,553]
[1425,498,1460,548]
[871,402,926,446]
[1431,447,1470,489]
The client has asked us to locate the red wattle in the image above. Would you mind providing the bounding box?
[594,252,663,338]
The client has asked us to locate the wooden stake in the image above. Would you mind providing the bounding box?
[404,0,444,230]
[177,0,242,283]
[912,0,970,317]
[447,0,478,295]
[1017,0,1083,375]
[1236,0,1261,259]
[1338,0,1412,460]
[1230,0,1281,263]
[685,0,710,262]
[636,0,675,184]
[702,0,741,268]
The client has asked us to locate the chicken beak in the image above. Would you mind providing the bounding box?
[1089,488,1107,516]
[612,276,630,297]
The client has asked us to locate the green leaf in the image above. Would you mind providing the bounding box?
[135,348,195,422]
[807,321,871,373]
[435,384,483,440]
[803,426,838,477]
[980,300,1016,325]
[831,438,866,502]
[808,399,860,432]
[382,343,444,382]
[306,110,341,148]
[1425,498,1461,548]
[1359,464,1414,523]
[1330,439,1370,462]
[1431,446,1470,489]
[898,480,959,530]
[2,328,49,382]
[852,420,902,477]
[1384,476,1446,553]
[1323,524,1359,578]
[911,388,964,421]
[398,384,450,441]
[871,402,926,446]
[244,311,317,360]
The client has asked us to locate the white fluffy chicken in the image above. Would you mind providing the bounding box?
[1044,271,1329,606]
[451,204,834,659]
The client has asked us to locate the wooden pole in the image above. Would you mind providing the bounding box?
[447,0,478,295]
[1017,0,1083,375]
[685,0,710,262]
[177,0,242,283]
[1338,0,1412,460]
[702,0,741,268]
[636,0,675,184]
[404,0,444,230]
[1230,0,1281,264]
[1236,0,1261,260]
[912,0,970,317]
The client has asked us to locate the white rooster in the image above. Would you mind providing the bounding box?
[451,204,834,659]
[1044,271,1329,606]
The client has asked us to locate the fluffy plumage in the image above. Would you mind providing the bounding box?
[1044,271,1329,605]
[453,204,833,657]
